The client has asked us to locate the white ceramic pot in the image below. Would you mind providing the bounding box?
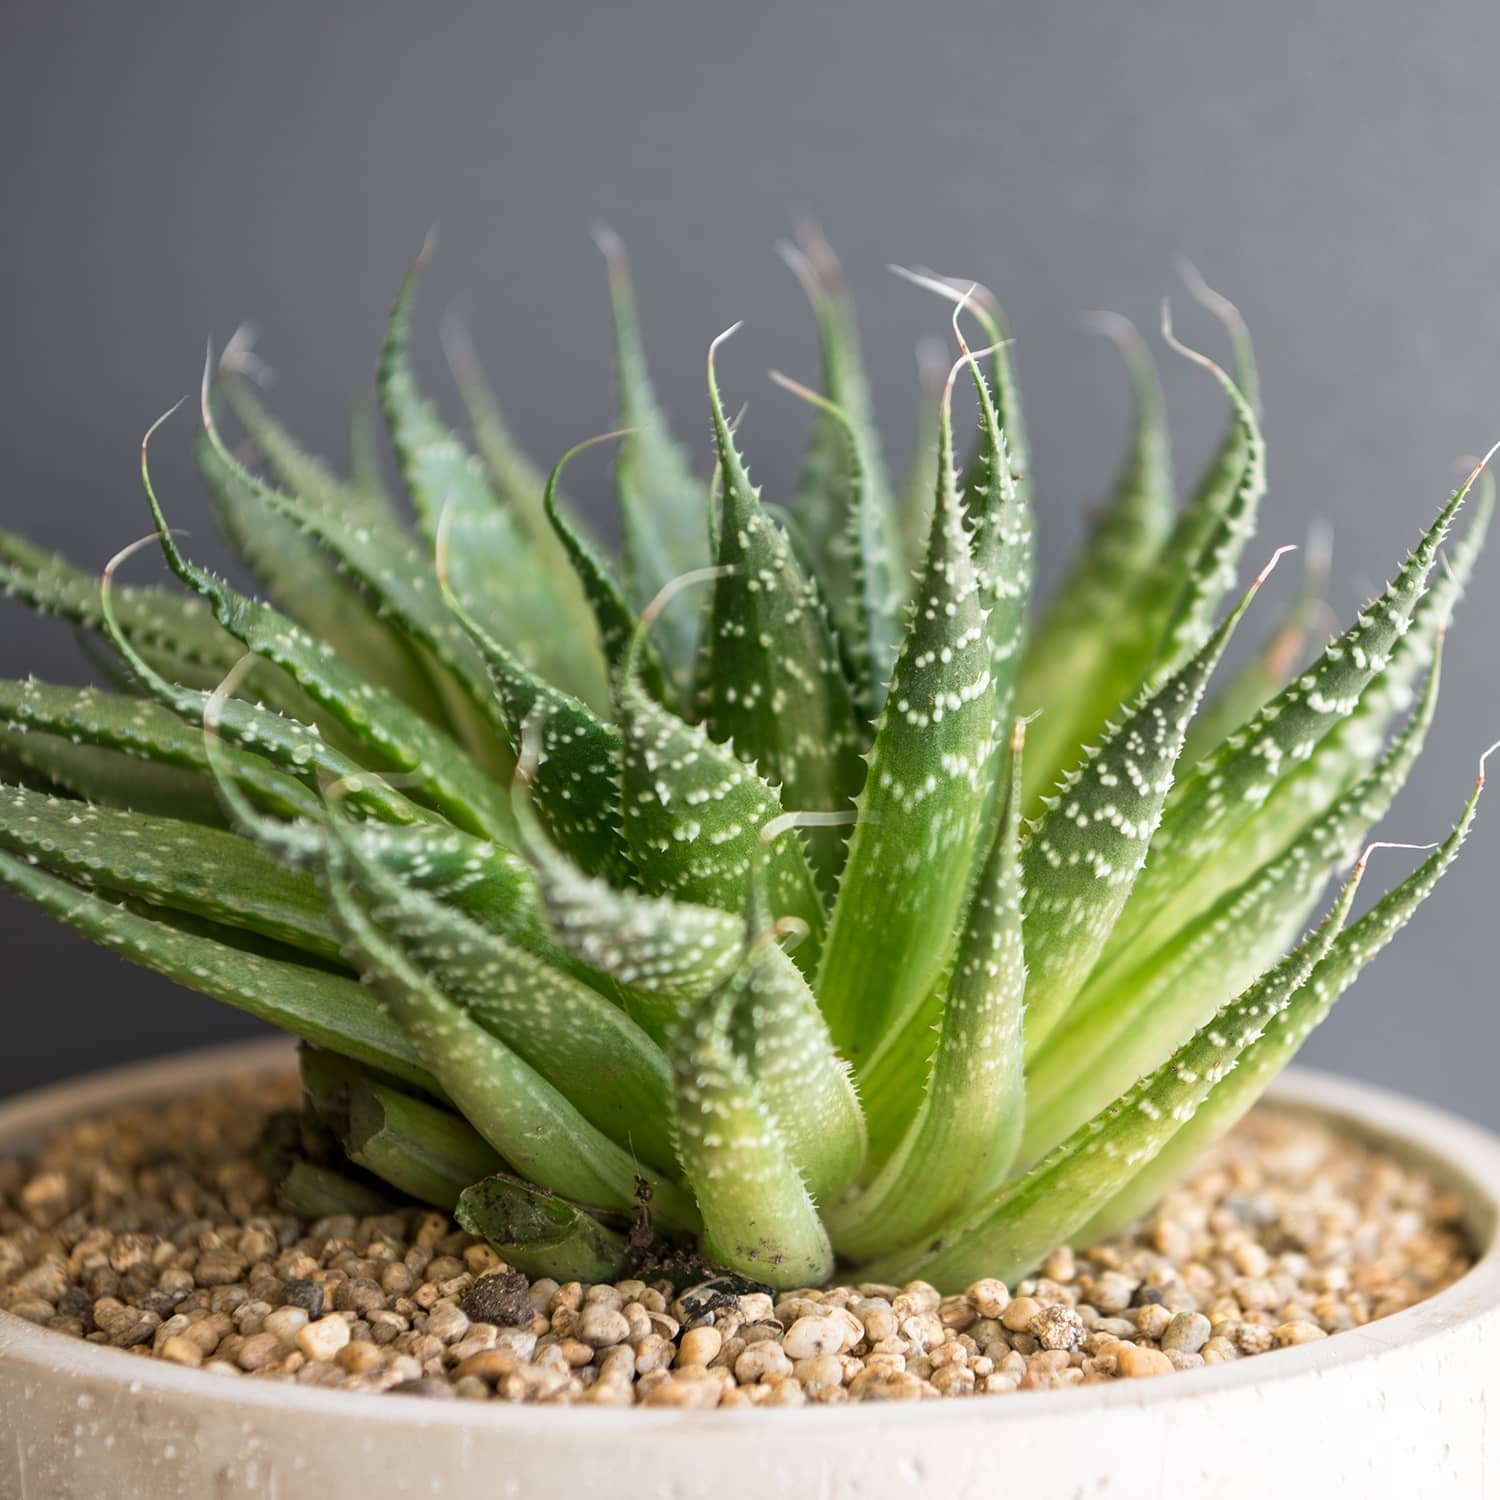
[1,1039,1497,1500]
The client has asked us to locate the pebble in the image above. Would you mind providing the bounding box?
[1161,1312,1212,1353]
[782,1315,844,1360]
[297,1314,351,1363]
[0,1073,1472,1407]
[1117,1344,1175,1378]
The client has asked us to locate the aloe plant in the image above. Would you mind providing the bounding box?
[1,232,1492,1293]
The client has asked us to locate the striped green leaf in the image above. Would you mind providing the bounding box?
[704,329,864,892]
[814,367,997,1066]
[379,251,606,709]
[1079,769,1485,1242]
[828,722,1028,1260]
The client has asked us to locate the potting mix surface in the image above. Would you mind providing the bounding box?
[0,1067,1474,1406]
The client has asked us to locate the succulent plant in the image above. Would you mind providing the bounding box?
[1,230,1492,1293]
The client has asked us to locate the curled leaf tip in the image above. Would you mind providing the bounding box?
[1355,837,1440,874]
[1173,256,1248,335]
[1081,309,1147,355]
[707,322,746,367]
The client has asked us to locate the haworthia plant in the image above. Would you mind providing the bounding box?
[2,238,1491,1292]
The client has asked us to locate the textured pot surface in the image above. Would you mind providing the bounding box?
[1,1039,1497,1500]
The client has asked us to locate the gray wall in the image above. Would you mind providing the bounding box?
[3,2,1498,1121]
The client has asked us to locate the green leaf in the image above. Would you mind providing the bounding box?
[97,574,425,834]
[596,227,711,700]
[862,859,1365,1290]
[959,330,1032,739]
[723,866,865,1203]
[614,622,826,958]
[300,1048,503,1211]
[0,729,226,824]
[329,817,680,1176]
[1016,315,1174,799]
[0,677,318,822]
[440,579,626,880]
[0,782,341,960]
[441,309,614,661]
[893,339,947,573]
[195,357,517,774]
[220,344,404,529]
[379,249,607,709]
[827,722,1027,1260]
[149,435,515,842]
[670,982,834,1289]
[203,373,453,724]
[1179,526,1330,767]
[779,234,895,653]
[540,432,669,699]
[1019,548,1279,1057]
[0,849,434,1091]
[455,1174,630,1282]
[1078,773,1484,1243]
[1024,641,1443,1162]
[0,530,275,697]
[1145,310,1269,676]
[323,860,697,1228]
[515,797,746,1031]
[772,372,903,719]
[1099,462,1487,976]
[814,369,998,1067]
[703,330,865,893]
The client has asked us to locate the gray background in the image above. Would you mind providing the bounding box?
[2,2,1497,1119]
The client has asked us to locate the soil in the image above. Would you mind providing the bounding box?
[0,1066,1475,1406]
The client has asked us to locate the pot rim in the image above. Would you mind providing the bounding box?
[2,1037,1496,1430]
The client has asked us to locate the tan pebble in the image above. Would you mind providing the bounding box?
[261,1307,308,1344]
[642,1369,725,1409]
[931,1364,976,1396]
[1161,1311,1212,1353]
[847,1369,924,1401]
[1116,1343,1174,1378]
[1153,1219,1192,1261]
[1164,1349,1204,1371]
[1042,1246,1075,1283]
[793,1353,844,1388]
[297,1314,351,1363]
[425,1302,469,1343]
[1273,1320,1328,1346]
[1001,1295,1041,1333]
[634,1333,673,1375]
[576,1305,630,1348]
[335,1341,386,1375]
[734,1341,793,1383]
[782,1314,844,1361]
[454,1350,519,1383]
[676,1326,723,1367]
[1201,1336,1239,1364]
[858,1298,898,1342]
[737,1293,775,1322]
[1236,1324,1274,1355]
[1031,1305,1084,1351]
[1233,1241,1271,1278]
[1134,1303,1173,1341]
[235,1332,284,1372]
[452,1374,492,1401]
[158,1334,204,1367]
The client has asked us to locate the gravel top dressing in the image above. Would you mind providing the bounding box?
[0,1067,1473,1408]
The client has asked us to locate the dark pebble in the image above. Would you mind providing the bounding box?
[56,1287,95,1330]
[282,1278,325,1317]
[1134,1286,1166,1306]
[460,1270,532,1327]
[139,1290,180,1320]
